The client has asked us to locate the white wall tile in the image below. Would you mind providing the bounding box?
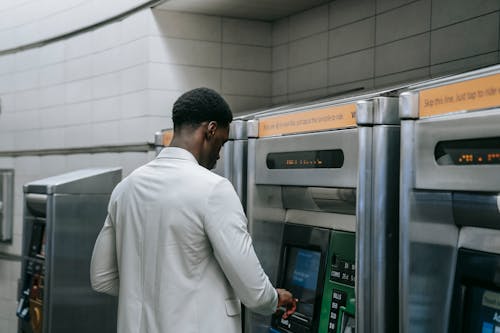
[223,95,271,114]
[148,90,178,118]
[92,72,121,99]
[152,10,221,42]
[272,44,288,71]
[376,0,415,13]
[288,61,328,93]
[92,20,122,53]
[39,127,64,149]
[0,54,14,75]
[375,33,430,76]
[272,95,289,105]
[14,129,40,150]
[119,152,150,176]
[120,9,151,44]
[89,152,122,169]
[223,44,271,71]
[39,85,64,108]
[15,89,39,111]
[431,13,499,65]
[39,105,66,129]
[14,156,41,176]
[64,31,94,60]
[374,67,429,87]
[39,41,65,66]
[150,37,221,68]
[0,73,14,94]
[289,32,328,67]
[39,63,65,87]
[329,49,374,85]
[288,88,328,103]
[0,131,14,150]
[328,79,374,95]
[272,18,289,45]
[63,124,92,147]
[92,121,121,146]
[91,48,121,76]
[119,117,157,143]
[66,153,93,171]
[92,96,121,122]
[14,69,39,91]
[289,5,329,41]
[222,18,271,46]
[329,0,375,28]
[65,102,92,126]
[40,155,67,177]
[272,70,288,96]
[121,90,149,119]
[330,17,375,57]
[121,64,149,94]
[430,52,499,77]
[64,56,93,82]
[118,38,150,69]
[149,63,221,92]
[432,0,499,29]
[65,79,92,104]
[14,48,40,72]
[12,110,40,130]
[376,0,431,45]
[222,70,271,97]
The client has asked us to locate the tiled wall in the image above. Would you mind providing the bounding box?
[0,7,272,331]
[272,0,500,103]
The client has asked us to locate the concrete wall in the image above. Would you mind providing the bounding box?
[271,0,500,103]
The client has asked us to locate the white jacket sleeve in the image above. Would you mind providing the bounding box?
[90,214,119,296]
[204,178,278,315]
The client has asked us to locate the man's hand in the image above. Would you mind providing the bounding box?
[276,288,298,319]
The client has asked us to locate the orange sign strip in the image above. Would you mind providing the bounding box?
[258,103,357,137]
[419,73,500,118]
[162,130,173,146]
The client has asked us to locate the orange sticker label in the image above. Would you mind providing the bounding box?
[258,103,357,137]
[419,73,500,118]
[162,130,173,146]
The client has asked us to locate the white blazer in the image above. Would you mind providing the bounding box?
[90,147,278,333]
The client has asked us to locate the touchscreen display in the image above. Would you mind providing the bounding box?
[463,286,500,333]
[284,247,321,319]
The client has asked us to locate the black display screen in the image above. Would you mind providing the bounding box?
[462,286,500,332]
[266,150,344,169]
[283,247,322,319]
[435,137,500,165]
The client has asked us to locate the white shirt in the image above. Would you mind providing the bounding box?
[90,147,278,333]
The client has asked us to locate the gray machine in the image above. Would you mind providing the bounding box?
[399,65,500,332]
[245,91,401,333]
[17,168,121,333]
[0,169,14,242]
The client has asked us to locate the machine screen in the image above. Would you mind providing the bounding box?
[462,286,500,332]
[283,247,321,319]
[267,150,344,169]
[435,137,500,165]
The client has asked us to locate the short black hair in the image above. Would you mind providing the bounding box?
[172,88,233,128]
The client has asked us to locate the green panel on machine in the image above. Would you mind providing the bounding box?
[318,231,356,333]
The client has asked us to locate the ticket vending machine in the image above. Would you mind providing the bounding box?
[245,91,401,333]
[17,168,121,333]
[399,65,500,332]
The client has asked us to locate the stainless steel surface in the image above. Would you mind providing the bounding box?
[282,187,356,214]
[399,92,419,120]
[458,227,500,254]
[373,97,400,125]
[0,169,14,242]
[20,168,121,333]
[356,101,373,125]
[247,119,259,138]
[229,120,248,140]
[24,168,122,195]
[284,209,355,232]
[254,130,359,187]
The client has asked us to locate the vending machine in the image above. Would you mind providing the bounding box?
[399,65,500,332]
[245,90,401,333]
[17,168,121,333]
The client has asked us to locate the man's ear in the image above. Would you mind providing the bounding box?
[206,121,218,139]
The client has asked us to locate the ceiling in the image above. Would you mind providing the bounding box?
[154,0,331,21]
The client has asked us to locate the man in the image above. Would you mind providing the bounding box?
[90,87,297,333]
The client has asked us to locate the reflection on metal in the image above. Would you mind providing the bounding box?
[0,169,14,242]
[18,168,121,333]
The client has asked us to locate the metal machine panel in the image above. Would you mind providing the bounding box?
[399,64,500,333]
[18,168,121,333]
[0,169,14,242]
[254,130,359,188]
[414,109,500,191]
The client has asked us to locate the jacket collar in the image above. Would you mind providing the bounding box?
[157,147,199,165]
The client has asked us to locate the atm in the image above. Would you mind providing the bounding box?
[245,91,401,333]
[398,65,500,332]
[17,168,121,333]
